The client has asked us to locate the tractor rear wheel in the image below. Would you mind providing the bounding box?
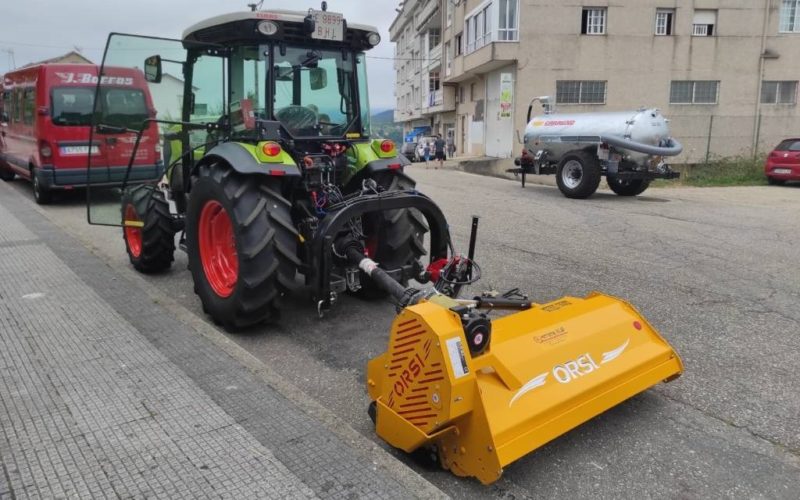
[187,163,299,329]
[122,185,176,273]
[607,176,651,196]
[356,171,428,298]
[556,151,601,199]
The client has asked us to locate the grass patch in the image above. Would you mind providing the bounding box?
[653,155,768,188]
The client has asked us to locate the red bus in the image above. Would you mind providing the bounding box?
[0,64,162,204]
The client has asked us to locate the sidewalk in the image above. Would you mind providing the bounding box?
[0,183,445,499]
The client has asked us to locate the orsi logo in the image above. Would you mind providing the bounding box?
[552,353,599,383]
[393,353,426,398]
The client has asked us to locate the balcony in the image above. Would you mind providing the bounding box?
[415,0,440,32]
[421,86,456,115]
[427,44,441,71]
[446,39,518,82]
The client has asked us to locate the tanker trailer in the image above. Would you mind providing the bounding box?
[510,97,682,198]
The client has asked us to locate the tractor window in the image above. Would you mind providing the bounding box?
[272,47,357,138]
[229,45,267,136]
[356,53,370,136]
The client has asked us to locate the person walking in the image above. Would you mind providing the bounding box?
[423,141,431,167]
[434,134,446,169]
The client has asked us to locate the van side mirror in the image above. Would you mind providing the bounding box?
[144,55,162,83]
[310,67,327,90]
[1,111,8,124]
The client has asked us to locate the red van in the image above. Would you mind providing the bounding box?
[0,64,162,204]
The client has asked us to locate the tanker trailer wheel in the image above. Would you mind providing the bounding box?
[355,171,428,299]
[186,163,299,329]
[607,176,651,196]
[122,185,176,273]
[555,151,601,199]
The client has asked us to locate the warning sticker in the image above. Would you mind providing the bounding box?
[446,337,469,379]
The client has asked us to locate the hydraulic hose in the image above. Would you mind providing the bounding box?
[600,135,683,157]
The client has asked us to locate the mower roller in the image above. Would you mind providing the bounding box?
[346,220,683,485]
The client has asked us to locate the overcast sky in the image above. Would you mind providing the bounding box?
[0,0,399,110]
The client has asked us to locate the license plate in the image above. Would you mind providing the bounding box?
[774,168,792,174]
[60,145,98,155]
[312,11,344,41]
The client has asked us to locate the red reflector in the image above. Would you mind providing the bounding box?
[388,163,402,170]
[633,321,642,330]
[269,169,286,176]
[380,140,394,153]
[262,141,282,157]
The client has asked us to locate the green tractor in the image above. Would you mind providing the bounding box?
[86,6,458,330]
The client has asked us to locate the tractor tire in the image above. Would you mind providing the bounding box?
[31,167,52,205]
[122,185,176,273]
[356,171,428,299]
[186,163,299,330]
[555,151,601,199]
[607,176,651,196]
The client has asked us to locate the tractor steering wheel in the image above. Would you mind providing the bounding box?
[275,105,318,134]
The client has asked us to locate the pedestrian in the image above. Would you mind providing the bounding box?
[423,141,431,167]
[434,134,446,169]
[446,134,455,158]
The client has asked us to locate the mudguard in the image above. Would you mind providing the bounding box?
[196,142,300,176]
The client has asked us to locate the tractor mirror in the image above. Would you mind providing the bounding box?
[144,55,162,83]
[310,68,327,90]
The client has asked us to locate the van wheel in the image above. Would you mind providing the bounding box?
[556,151,601,199]
[122,185,176,273]
[31,168,52,204]
[607,176,651,196]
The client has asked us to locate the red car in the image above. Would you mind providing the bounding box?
[765,138,800,185]
[0,64,162,204]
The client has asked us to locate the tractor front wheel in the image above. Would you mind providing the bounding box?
[187,163,299,329]
[356,172,428,299]
[122,185,175,273]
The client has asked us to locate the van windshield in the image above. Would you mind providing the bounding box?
[52,87,148,129]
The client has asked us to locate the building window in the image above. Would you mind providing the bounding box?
[458,85,465,104]
[581,8,607,35]
[429,71,441,93]
[498,0,519,41]
[470,82,476,101]
[446,0,453,27]
[444,41,452,77]
[429,28,441,50]
[655,9,674,35]
[455,33,463,55]
[556,80,607,104]
[692,10,716,36]
[761,81,798,104]
[465,4,492,54]
[780,0,800,32]
[670,81,719,104]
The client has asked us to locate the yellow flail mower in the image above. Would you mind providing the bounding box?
[339,215,683,485]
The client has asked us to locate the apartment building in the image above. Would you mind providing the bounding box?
[391,0,800,163]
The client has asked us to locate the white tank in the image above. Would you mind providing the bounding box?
[524,108,679,164]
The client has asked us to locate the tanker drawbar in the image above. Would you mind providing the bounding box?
[367,292,683,484]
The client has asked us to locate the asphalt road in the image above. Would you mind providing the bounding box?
[8,171,800,499]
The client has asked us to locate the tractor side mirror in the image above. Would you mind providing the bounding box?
[310,67,327,90]
[144,55,163,83]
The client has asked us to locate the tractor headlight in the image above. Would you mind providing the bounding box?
[367,32,381,46]
[257,21,279,36]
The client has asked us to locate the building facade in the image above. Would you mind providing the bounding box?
[391,0,800,163]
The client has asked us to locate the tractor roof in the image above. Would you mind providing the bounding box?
[183,10,378,47]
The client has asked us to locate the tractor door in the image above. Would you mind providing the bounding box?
[86,33,225,226]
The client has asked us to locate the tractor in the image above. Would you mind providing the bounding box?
[87,6,458,329]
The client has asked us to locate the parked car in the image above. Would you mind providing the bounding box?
[0,63,162,204]
[765,138,800,185]
[415,136,436,162]
[399,141,417,162]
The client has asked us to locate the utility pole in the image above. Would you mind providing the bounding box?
[2,49,16,70]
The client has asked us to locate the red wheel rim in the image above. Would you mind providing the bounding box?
[198,200,238,298]
[124,204,142,258]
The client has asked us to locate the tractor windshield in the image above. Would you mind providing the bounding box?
[272,47,361,138]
